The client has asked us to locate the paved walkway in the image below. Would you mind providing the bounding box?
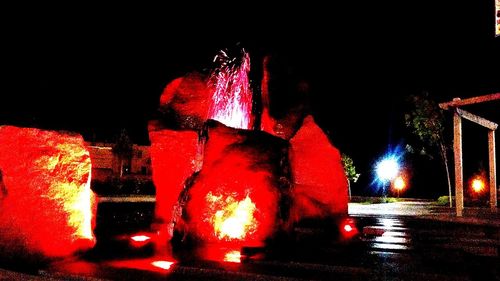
[348,201,500,227]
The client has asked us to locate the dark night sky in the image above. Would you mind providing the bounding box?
[1,2,499,197]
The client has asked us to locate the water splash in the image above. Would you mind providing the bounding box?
[207,49,253,129]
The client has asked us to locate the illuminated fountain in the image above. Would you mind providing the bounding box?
[149,48,348,254]
[207,50,254,130]
[0,126,96,261]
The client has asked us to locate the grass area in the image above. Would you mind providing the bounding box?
[356,197,401,204]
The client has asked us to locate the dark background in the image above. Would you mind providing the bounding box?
[1,2,499,198]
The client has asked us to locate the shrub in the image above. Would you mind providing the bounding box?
[436,195,453,206]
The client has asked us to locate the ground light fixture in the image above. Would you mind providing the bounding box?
[392,176,406,197]
[471,177,485,194]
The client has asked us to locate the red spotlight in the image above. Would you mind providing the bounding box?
[151,260,174,271]
[130,233,153,247]
[340,218,358,239]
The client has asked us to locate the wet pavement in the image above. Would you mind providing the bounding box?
[349,200,500,227]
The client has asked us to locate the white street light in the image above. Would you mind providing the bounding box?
[375,157,400,183]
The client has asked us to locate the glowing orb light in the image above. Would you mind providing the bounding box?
[471,178,485,193]
[393,176,406,191]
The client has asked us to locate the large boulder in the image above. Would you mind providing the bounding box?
[182,121,289,246]
[0,126,96,260]
[289,116,348,222]
[148,127,201,246]
[158,72,213,130]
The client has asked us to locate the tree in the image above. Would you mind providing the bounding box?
[112,129,133,178]
[404,93,452,207]
[341,153,360,200]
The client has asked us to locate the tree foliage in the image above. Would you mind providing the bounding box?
[112,129,133,157]
[404,92,452,206]
[112,129,133,177]
[404,93,446,155]
[341,153,360,183]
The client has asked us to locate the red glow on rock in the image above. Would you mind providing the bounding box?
[199,246,242,263]
[149,129,201,244]
[184,122,281,246]
[0,126,96,258]
[223,250,242,263]
[207,193,257,240]
[289,116,348,222]
[208,50,253,130]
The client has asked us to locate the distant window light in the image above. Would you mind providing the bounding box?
[123,165,131,175]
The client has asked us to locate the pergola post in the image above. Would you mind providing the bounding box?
[453,109,464,217]
[440,93,499,217]
[488,130,497,211]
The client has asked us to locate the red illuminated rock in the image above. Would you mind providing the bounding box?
[159,72,213,129]
[0,126,96,259]
[183,121,288,246]
[289,116,348,221]
[149,127,201,245]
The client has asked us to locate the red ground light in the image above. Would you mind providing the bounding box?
[0,126,96,258]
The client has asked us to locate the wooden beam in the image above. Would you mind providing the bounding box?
[439,93,500,110]
[456,108,498,130]
[488,130,497,210]
[454,112,464,217]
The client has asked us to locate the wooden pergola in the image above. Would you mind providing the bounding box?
[439,93,499,216]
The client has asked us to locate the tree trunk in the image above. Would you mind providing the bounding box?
[440,143,452,207]
[347,180,351,200]
[119,157,124,178]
